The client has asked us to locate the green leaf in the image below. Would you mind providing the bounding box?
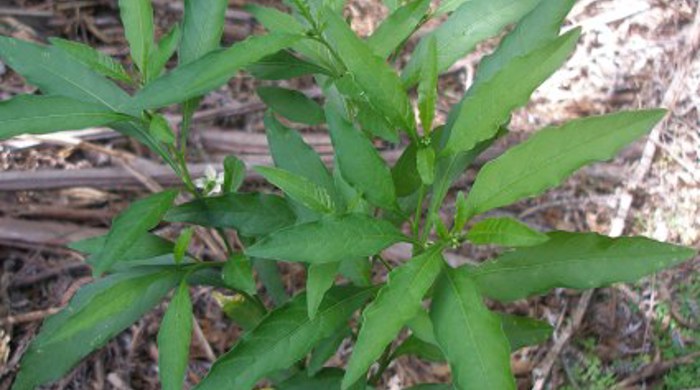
[213,292,266,331]
[223,155,246,193]
[367,0,431,59]
[180,0,228,65]
[0,37,131,110]
[245,5,334,70]
[417,36,438,132]
[471,231,696,302]
[393,335,445,362]
[223,253,257,296]
[256,166,335,214]
[453,191,468,233]
[194,286,374,390]
[248,50,332,80]
[277,368,345,390]
[148,23,182,81]
[0,95,128,140]
[466,217,549,247]
[165,193,296,237]
[13,267,182,390]
[70,233,174,269]
[472,0,576,88]
[0,37,176,170]
[148,113,176,145]
[416,146,436,185]
[392,143,422,197]
[402,0,540,86]
[252,258,289,306]
[339,257,373,287]
[321,8,415,134]
[118,0,155,77]
[343,247,444,388]
[405,384,453,390]
[307,262,341,319]
[408,309,552,356]
[326,106,397,210]
[430,266,515,390]
[173,227,194,264]
[257,86,325,125]
[465,110,665,216]
[499,314,553,351]
[158,281,193,390]
[265,112,335,194]
[247,213,406,264]
[353,99,399,143]
[442,29,581,156]
[308,328,351,375]
[92,190,178,274]
[132,33,300,110]
[49,38,131,83]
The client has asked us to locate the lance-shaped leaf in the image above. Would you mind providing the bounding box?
[408,308,552,354]
[417,36,438,132]
[343,247,444,388]
[430,266,515,390]
[49,38,131,83]
[402,0,540,86]
[308,328,351,375]
[158,281,193,390]
[467,217,549,247]
[165,193,296,237]
[13,267,182,390]
[339,257,373,287]
[321,8,415,134]
[471,231,696,302]
[465,110,666,216]
[0,95,128,140]
[499,314,553,351]
[180,0,228,65]
[393,335,445,362]
[118,0,154,76]
[223,155,246,193]
[194,286,374,390]
[265,112,335,194]
[92,190,178,274]
[248,50,332,80]
[392,143,422,197]
[277,367,370,390]
[132,33,299,110]
[0,37,131,110]
[245,5,334,70]
[253,258,289,306]
[0,36,176,169]
[213,292,266,331]
[173,227,194,264]
[326,106,397,210]
[417,146,436,185]
[307,262,341,319]
[256,166,334,214]
[367,0,431,59]
[223,254,257,296]
[473,0,577,88]
[258,86,325,125]
[442,29,580,156]
[246,214,406,264]
[148,24,182,81]
[70,233,173,266]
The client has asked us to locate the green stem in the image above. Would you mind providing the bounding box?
[369,344,394,385]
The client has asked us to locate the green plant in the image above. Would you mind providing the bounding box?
[0,0,695,389]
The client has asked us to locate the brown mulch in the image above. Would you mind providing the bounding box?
[0,0,698,389]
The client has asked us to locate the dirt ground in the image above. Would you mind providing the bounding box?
[0,0,698,389]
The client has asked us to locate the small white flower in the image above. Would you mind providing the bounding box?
[194,164,225,196]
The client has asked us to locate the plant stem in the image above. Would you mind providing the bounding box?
[369,344,394,385]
